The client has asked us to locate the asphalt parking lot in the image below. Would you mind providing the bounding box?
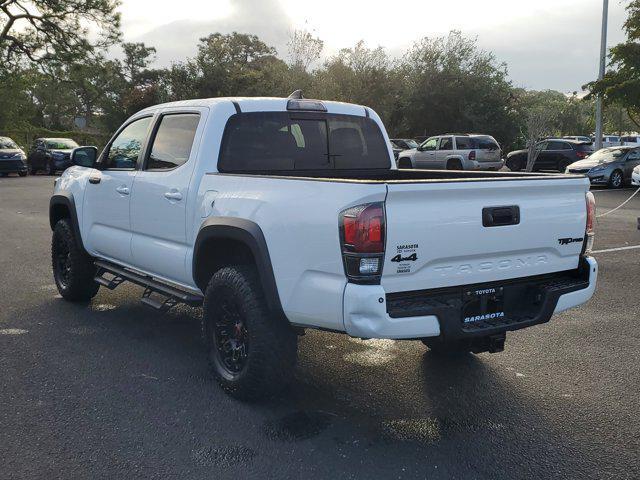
[1,175,639,480]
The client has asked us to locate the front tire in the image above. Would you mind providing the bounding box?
[52,219,99,301]
[47,160,56,176]
[202,266,298,401]
[18,171,27,177]
[609,169,624,189]
[507,157,524,172]
[397,157,412,169]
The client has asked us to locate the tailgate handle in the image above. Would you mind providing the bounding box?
[483,206,520,227]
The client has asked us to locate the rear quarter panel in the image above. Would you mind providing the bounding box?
[192,174,386,331]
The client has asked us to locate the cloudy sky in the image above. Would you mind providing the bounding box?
[117,0,627,93]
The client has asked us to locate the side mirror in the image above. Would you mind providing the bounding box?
[71,146,98,168]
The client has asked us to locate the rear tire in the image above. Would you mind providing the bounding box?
[202,265,298,401]
[558,159,571,173]
[18,171,27,177]
[609,169,624,189]
[52,219,99,301]
[446,159,463,170]
[47,160,55,176]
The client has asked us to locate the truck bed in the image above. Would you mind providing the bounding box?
[214,168,583,183]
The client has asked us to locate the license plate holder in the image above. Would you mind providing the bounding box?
[462,286,505,325]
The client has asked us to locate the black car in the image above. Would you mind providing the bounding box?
[27,137,79,175]
[0,136,28,176]
[391,138,419,150]
[506,139,594,172]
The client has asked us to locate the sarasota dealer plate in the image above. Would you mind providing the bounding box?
[462,286,505,324]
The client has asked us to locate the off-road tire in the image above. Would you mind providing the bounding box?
[202,265,298,401]
[51,219,99,301]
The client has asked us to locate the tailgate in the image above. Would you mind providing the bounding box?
[382,178,589,293]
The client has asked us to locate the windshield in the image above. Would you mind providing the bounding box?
[219,112,390,172]
[0,138,18,149]
[588,148,628,163]
[46,139,78,149]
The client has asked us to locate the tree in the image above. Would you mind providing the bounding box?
[287,29,323,72]
[313,40,396,122]
[0,0,120,65]
[396,31,517,146]
[584,0,640,128]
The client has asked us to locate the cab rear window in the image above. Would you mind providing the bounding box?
[218,112,390,172]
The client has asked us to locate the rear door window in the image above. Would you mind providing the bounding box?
[146,114,200,170]
[218,112,390,172]
[438,137,453,150]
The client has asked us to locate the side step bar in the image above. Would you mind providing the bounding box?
[94,260,203,310]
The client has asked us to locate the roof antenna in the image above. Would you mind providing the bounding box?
[288,89,304,99]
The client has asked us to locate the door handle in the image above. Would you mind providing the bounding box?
[115,185,130,195]
[164,191,183,201]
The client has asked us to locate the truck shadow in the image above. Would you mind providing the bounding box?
[24,292,594,477]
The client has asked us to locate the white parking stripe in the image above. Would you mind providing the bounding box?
[591,188,636,193]
[592,245,640,254]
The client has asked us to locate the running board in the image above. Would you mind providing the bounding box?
[94,260,203,309]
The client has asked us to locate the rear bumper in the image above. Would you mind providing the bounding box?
[343,256,597,339]
[464,159,505,171]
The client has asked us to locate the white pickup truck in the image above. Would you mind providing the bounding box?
[50,94,598,400]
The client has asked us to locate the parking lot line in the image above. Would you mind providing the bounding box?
[591,188,637,193]
[592,245,640,254]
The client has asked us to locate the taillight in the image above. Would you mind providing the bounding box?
[576,150,589,159]
[584,191,596,255]
[339,202,385,282]
[469,150,476,161]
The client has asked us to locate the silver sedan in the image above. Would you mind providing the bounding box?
[566,146,640,188]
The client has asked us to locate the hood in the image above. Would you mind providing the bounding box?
[507,149,527,157]
[0,149,25,159]
[568,158,618,170]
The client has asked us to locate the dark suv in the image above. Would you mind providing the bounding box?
[506,139,594,172]
[27,138,79,175]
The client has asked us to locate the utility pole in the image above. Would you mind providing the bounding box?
[595,0,609,151]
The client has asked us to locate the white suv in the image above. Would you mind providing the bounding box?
[397,134,503,171]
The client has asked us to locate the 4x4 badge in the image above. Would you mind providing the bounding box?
[391,253,417,262]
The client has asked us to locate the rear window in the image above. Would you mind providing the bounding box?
[218,112,390,172]
[455,136,499,150]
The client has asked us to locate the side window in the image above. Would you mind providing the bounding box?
[455,136,472,149]
[104,117,152,169]
[421,138,437,151]
[545,141,565,150]
[147,114,200,170]
[438,137,453,150]
[627,150,640,161]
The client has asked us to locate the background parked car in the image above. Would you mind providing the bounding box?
[0,136,28,177]
[390,138,419,150]
[506,139,593,172]
[27,138,79,175]
[633,164,640,186]
[566,146,640,188]
[621,135,640,146]
[599,135,622,148]
[397,133,503,170]
[563,135,592,142]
